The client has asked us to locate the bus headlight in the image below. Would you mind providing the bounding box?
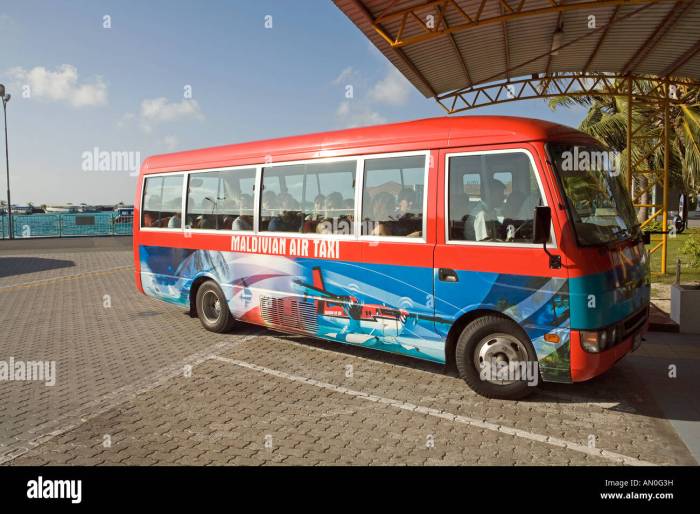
[580,331,604,352]
[580,326,620,353]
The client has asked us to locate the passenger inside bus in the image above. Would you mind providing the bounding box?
[316,192,345,234]
[167,198,182,228]
[232,194,253,231]
[303,194,326,233]
[470,178,506,241]
[142,194,161,227]
[393,189,422,237]
[268,192,303,232]
[369,191,396,236]
[362,190,423,237]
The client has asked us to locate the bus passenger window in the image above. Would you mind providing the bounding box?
[310,161,356,235]
[186,168,255,231]
[261,160,356,235]
[260,167,304,233]
[448,152,543,243]
[361,155,425,238]
[141,175,183,229]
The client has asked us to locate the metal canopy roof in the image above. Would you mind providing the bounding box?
[334,0,700,100]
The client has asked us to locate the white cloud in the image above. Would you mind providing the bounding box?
[7,65,107,107]
[335,100,386,128]
[116,112,135,129]
[138,97,204,132]
[161,135,179,151]
[332,66,356,85]
[334,66,412,128]
[140,97,203,123]
[369,67,411,106]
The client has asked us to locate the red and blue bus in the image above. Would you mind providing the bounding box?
[133,116,649,399]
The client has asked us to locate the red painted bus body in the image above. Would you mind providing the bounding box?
[133,116,649,399]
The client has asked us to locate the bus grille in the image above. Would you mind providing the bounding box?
[623,307,648,340]
[259,296,318,333]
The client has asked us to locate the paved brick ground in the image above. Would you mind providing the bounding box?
[0,244,697,466]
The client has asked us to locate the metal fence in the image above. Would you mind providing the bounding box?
[0,213,133,239]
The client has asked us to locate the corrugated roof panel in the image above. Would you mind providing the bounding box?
[453,24,508,85]
[549,9,616,72]
[403,37,468,92]
[637,4,700,77]
[590,5,670,74]
[334,0,700,99]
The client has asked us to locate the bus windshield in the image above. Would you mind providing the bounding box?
[548,142,639,246]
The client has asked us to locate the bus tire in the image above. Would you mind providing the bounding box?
[455,315,538,400]
[195,281,234,333]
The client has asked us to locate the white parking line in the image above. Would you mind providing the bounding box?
[212,355,659,466]
[263,333,628,410]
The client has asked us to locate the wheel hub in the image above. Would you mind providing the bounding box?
[473,333,529,385]
[201,290,222,323]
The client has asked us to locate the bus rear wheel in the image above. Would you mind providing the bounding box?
[195,281,235,333]
[455,315,538,400]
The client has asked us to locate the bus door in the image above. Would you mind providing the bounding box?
[433,146,566,339]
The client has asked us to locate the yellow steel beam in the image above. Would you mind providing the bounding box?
[640,209,663,229]
[435,72,697,113]
[649,240,664,254]
[372,0,672,48]
[660,83,671,274]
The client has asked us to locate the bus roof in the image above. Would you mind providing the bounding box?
[142,115,585,174]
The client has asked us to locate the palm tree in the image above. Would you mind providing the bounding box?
[549,79,700,220]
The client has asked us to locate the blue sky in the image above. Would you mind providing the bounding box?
[0,0,585,205]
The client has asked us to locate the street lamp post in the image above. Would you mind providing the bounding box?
[0,84,11,239]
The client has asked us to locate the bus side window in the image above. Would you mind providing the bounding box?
[142,175,183,229]
[186,168,255,231]
[448,152,543,243]
[229,169,256,231]
[260,165,305,233]
[261,161,357,235]
[361,155,425,238]
[306,161,356,236]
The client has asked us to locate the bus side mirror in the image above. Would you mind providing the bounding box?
[533,206,551,245]
[533,206,561,269]
[642,231,651,245]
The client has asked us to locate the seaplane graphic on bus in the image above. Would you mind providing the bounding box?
[289,266,442,344]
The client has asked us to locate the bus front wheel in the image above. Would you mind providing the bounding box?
[455,315,538,400]
[195,281,235,333]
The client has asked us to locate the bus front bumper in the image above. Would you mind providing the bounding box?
[569,321,647,383]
